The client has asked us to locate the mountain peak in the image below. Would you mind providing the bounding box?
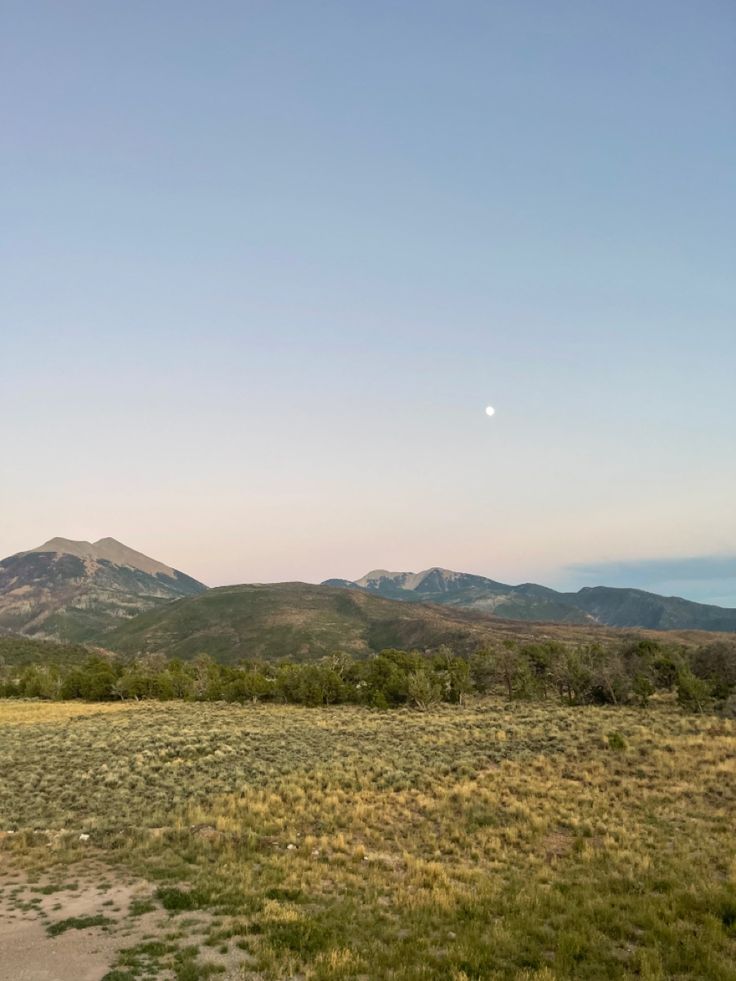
[355,567,502,593]
[356,569,426,591]
[35,537,91,553]
[27,537,178,579]
[325,565,736,632]
[1,537,207,643]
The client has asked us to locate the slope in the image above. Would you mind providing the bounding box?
[325,567,736,632]
[0,538,207,642]
[100,582,720,664]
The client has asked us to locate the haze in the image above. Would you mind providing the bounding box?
[2,2,734,602]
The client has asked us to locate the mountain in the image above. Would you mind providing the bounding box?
[101,582,498,662]
[101,581,656,664]
[3,536,734,656]
[568,586,736,632]
[323,567,736,632]
[323,568,593,623]
[0,537,207,642]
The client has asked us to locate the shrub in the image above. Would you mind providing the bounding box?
[607,731,627,751]
[156,887,208,911]
[266,917,334,954]
[407,669,442,710]
[676,671,713,714]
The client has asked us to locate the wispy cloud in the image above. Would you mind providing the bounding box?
[558,556,736,608]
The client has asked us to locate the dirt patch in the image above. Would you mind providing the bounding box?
[0,861,162,981]
[0,915,120,981]
[0,858,261,981]
[542,829,576,861]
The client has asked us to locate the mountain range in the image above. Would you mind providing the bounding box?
[323,567,736,632]
[0,540,734,657]
[101,581,715,664]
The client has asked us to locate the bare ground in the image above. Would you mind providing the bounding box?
[0,856,256,981]
[0,858,157,980]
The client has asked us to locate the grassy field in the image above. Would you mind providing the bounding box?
[1,699,735,980]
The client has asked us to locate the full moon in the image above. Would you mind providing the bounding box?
[485,405,495,417]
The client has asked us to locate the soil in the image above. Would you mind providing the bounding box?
[0,856,260,981]
[0,860,163,981]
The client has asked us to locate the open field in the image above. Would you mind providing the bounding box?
[1,699,735,980]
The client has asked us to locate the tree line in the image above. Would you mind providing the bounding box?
[1,637,735,714]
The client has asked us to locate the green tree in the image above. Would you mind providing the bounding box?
[469,649,496,693]
[690,642,736,701]
[676,670,712,713]
[553,648,593,705]
[632,672,655,707]
[407,669,442,710]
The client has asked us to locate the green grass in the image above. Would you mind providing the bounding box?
[47,913,113,936]
[157,886,209,912]
[2,698,735,979]
[128,897,156,916]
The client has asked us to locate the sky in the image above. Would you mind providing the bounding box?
[2,1,735,603]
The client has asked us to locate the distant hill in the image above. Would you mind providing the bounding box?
[100,581,720,664]
[0,634,98,669]
[0,537,207,642]
[101,582,503,662]
[323,567,736,632]
[569,586,736,631]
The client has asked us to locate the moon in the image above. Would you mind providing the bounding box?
[485,405,495,417]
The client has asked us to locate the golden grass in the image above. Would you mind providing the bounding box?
[0,700,138,725]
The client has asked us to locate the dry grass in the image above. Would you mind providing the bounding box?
[0,700,138,726]
[1,699,735,979]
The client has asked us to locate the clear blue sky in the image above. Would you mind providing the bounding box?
[2,1,735,603]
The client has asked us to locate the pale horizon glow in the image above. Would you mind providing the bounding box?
[2,2,734,605]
